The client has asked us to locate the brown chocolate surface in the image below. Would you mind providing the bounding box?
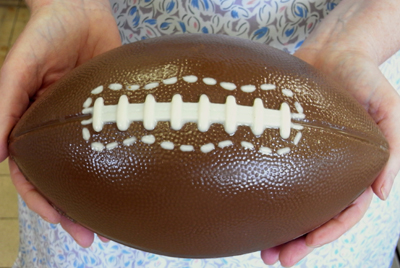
[9,34,389,257]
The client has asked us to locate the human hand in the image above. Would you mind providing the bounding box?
[261,0,400,266]
[0,0,121,248]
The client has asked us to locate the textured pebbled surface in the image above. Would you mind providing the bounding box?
[9,34,389,258]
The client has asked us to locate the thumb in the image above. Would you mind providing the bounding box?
[0,56,36,161]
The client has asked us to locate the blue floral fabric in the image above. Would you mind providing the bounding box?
[111,0,340,53]
[13,0,400,267]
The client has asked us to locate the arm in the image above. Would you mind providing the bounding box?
[262,0,400,266]
[0,0,121,247]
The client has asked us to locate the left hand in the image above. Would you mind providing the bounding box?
[1,0,121,248]
[260,0,400,266]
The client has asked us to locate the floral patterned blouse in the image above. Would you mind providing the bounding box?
[13,0,400,267]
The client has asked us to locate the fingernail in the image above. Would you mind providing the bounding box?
[42,216,52,223]
[307,244,321,248]
[306,241,323,248]
[382,171,397,200]
[380,186,387,200]
[42,215,58,224]
[306,238,323,248]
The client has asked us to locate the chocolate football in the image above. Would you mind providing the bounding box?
[9,34,388,258]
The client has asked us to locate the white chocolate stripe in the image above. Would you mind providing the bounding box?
[161,141,174,150]
[83,98,92,108]
[170,94,183,130]
[291,113,305,120]
[225,96,237,134]
[91,79,283,95]
[291,123,304,130]
[241,141,254,149]
[201,143,215,153]
[183,75,198,83]
[293,132,302,145]
[163,77,178,85]
[260,84,276,90]
[143,95,156,130]
[198,95,211,132]
[81,118,92,125]
[91,86,103,95]
[180,145,194,151]
[127,85,140,91]
[280,102,291,139]
[86,94,298,139]
[259,146,272,154]
[203,77,217,85]
[282,88,294,97]
[85,78,305,153]
[91,142,105,151]
[92,98,104,132]
[123,136,137,145]
[141,135,155,144]
[106,142,118,150]
[277,147,291,155]
[89,138,296,156]
[109,83,123,90]
[82,128,90,141]
[241,85,256,93]
[294,102,303,114]
[218,140,233,148]
[220,82,236,91]
[252,98,264,136]
[144,82,159,90]
[117,95,130,131]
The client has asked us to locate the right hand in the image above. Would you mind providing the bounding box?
[261,0,400,265]
[0,0,121,247]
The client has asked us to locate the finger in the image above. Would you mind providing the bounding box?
[0,116,20,162]
[260,245,282,265]
[98,235,110,243]
[0,30,50,161]
[0,64,32,161]
[278,237,314,267]
[60,216,94,248]
[0,14,84,160]
[305,186,373,247]
[373,141,400,200]
[9,158,61,224]
[297,50,400,201]
[371,89,400,200]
